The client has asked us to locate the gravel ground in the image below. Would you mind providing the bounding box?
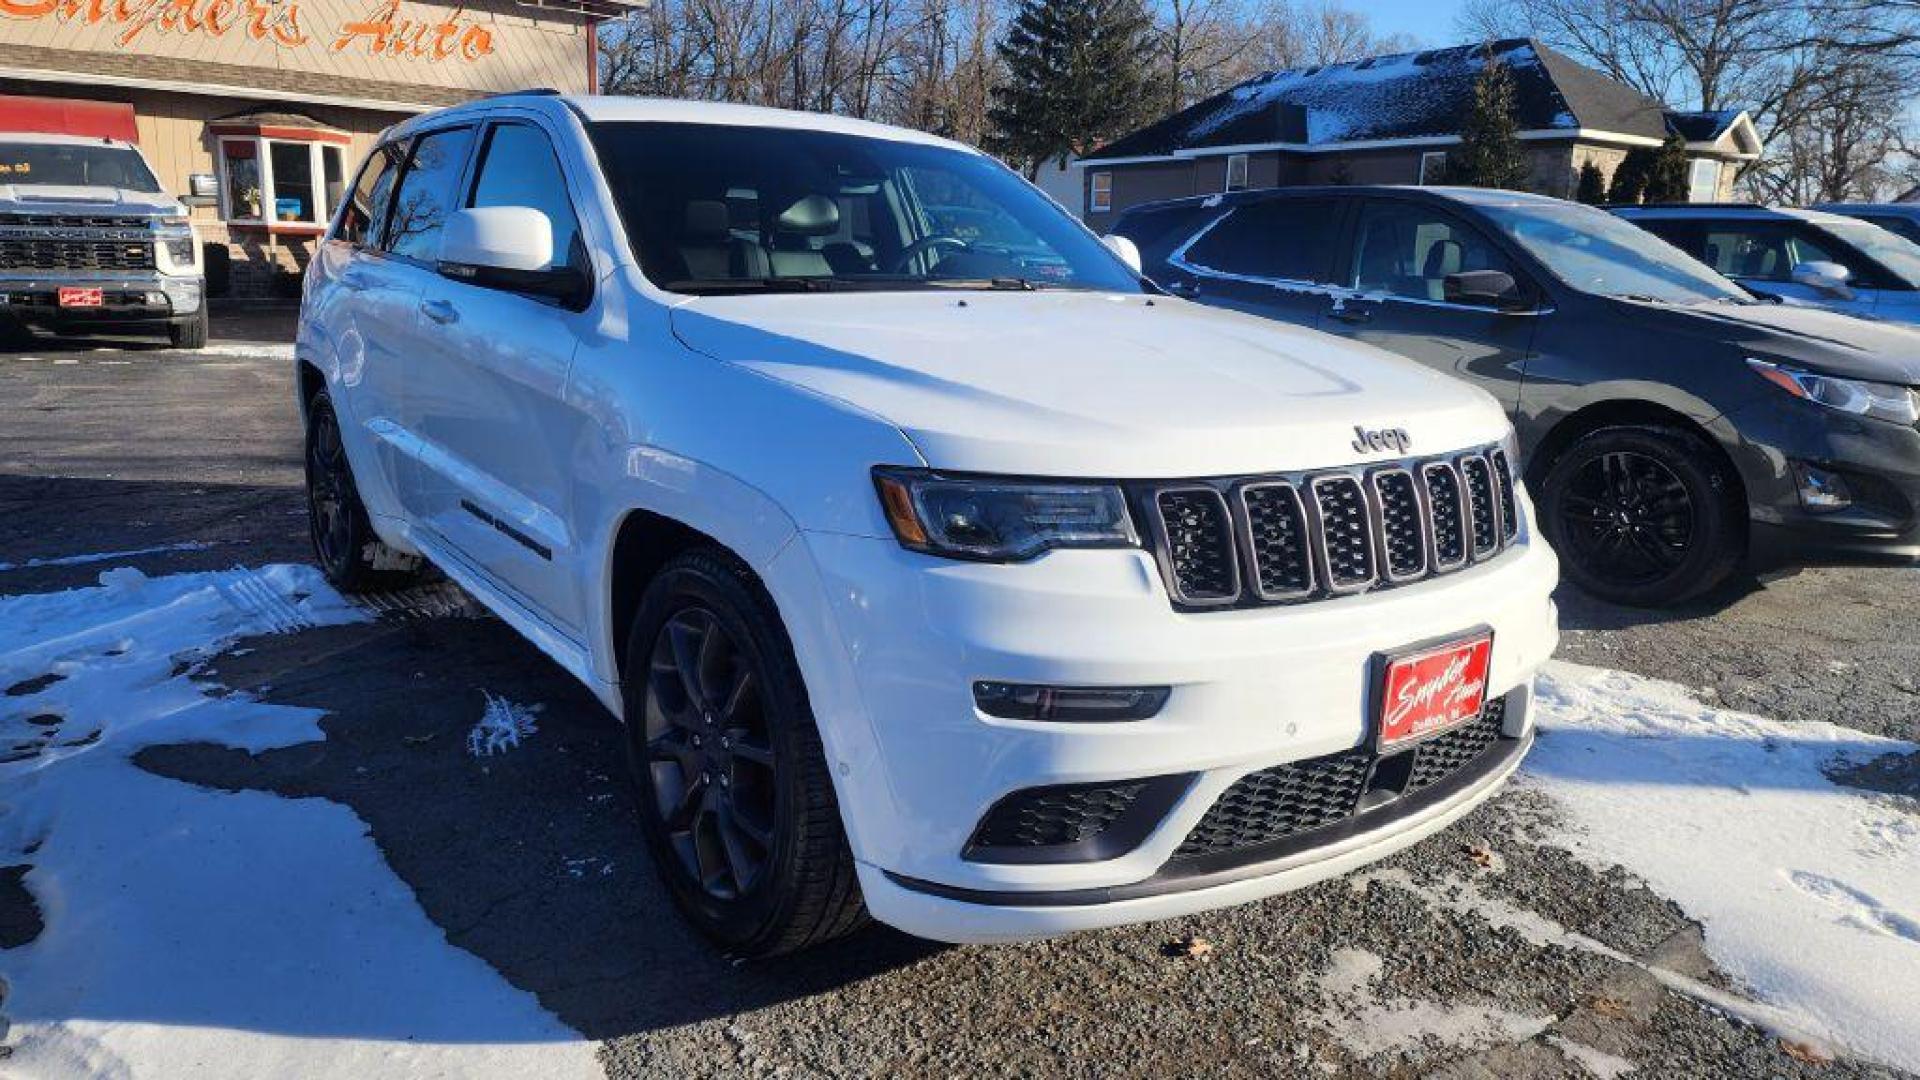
[2,321,1917,1078]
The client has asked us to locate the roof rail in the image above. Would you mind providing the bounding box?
[1604,201,1770,210]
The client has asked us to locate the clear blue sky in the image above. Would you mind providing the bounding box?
[1365,0,1468,49]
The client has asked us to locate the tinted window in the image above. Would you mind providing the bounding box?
[588,121,1141,294]
[1111,203,1222,266]
[0,143,159,192]
[468,123,583,272]
[1351,201,1515,301]
[1182,199,1338,282]
[385,126,475,263]
[336,140,406,248]
[1685,222,1838,282]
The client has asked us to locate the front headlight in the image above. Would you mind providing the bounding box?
[873,467,1139,561]
[1749,359,1919,425]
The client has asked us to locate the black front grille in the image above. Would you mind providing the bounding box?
[1242,483,1313,597]
[1141,444,1517,612]
[1155,488,1238,603]
[1172,695,1515,861]
[0,238,153,272]
[1,214,150,229]
[1312,476,1375,588]
[970,780,1147,849]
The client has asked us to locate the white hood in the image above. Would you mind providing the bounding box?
[668,291,1509,477]
[0,184,182,216]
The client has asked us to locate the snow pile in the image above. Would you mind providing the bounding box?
[468,693,541,757]
[1526,661,1920,1072]
[0,565,597,1079]
[0,541,214,573]
[1314,945,1554,1060]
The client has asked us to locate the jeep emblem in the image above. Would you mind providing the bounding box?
[1351,425,1411,455]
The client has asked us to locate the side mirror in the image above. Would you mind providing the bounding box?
[1103,233,1143,275]
[438,206,588,306]
[1791,260,1853,298]
[1443,269,1527,311]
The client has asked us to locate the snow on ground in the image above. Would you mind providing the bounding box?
[467,694,541,758]
[0,542,213,573]
[182,343,295,360]
[0,564,597,1080]
[1526,661,1920,1072]
[1313,945,1553,1060]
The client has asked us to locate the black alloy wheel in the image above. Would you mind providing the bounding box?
[623,550,866,955]
[303,390,418,593]
[642,607,779,901]
[1539,426,1741,607]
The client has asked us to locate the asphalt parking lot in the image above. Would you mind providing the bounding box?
[2,311,1917,1078]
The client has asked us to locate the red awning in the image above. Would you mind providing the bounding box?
[0,96,138,143]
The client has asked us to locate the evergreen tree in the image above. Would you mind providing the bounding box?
[1444,46,1531,190]
[1642,132,1693,202]
[989,0,1163,175]
[1608,148,1653,204]
[1575,160,1607,204]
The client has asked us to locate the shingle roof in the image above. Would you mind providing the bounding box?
[1085,38,1671,161]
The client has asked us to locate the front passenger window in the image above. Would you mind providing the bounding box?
[385,126,476,263]
[1351,202,1515,303]
[467,123,586,273]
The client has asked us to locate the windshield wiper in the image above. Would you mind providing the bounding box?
[665,277,840,295]
[923,277,1085,292]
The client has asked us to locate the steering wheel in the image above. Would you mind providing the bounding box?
[889,234,970,273]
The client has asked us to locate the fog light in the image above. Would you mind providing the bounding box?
[146,291,168,306]
[972,682,1170,722]
[1792,461,1852,510]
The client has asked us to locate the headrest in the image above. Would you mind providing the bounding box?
[776,195,840,237]
[683,200,730,242]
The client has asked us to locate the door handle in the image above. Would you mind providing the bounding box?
[1165,279,1201,298]
[1328,303,1371,325]
[420,298,459,325]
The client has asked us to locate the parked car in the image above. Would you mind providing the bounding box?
[0,133,207,348]
[1815,203,1920,246]
[1613,204,1920,326]
[1111,186,1920,606]
[297,96,1559,954]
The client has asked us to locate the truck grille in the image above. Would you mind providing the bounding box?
[0,215,156,273]
[1140,444,1519,611]
[1172,696,1511,860]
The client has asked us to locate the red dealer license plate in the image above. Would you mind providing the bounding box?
[1376,633,1492,750]
[57,287,103,308]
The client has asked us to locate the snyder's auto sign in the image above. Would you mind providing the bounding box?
[0,0,496,61]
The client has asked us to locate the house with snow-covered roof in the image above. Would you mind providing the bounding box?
[1078,39,1764,230]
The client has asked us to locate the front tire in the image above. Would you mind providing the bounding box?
[623,549,866,956]
[1538,426,1743,607]
[168,306,209,349]
[304,389,419,593]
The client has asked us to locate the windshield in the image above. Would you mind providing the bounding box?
[1479,200,1751,305]
[0,143,160,193]
[588,122,1140,294]
[1816,216,1920,287]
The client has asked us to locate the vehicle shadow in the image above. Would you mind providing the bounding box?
[1550,570,1770,633]
[135,606,945,1040]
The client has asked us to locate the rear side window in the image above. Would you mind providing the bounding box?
[1182,199,1339,283]
[385,126,476,263]
[336,140,406,248]
[468,123,585,273]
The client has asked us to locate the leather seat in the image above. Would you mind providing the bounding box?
[769,195,840,278]
[677,199,766,280]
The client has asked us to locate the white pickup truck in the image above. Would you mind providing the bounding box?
[0,133,207,348]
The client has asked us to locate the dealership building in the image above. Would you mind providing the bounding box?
[0,0,632,294]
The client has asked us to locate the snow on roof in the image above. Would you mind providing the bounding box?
[1087,38,1669,160]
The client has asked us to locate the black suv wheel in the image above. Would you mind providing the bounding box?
[304,390,420,593]
[1538,426,1743,607]
[623,549,866,956]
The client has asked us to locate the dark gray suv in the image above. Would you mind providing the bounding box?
[1113,186,1920,606]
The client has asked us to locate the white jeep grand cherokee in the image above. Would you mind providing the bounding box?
[296,93,1560,955]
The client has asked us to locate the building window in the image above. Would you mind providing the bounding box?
[1418,151,1449,186]
[1089,171,1112,214]
[1689,158,1723,203]
[1225,153,1249,192]
[217,135,348,227]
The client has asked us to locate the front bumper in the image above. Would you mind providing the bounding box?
[1722,393,1920,568]
[766,528,1559,942]
[0,272,203,329]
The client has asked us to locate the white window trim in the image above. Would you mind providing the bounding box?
[1418,151,1449,186]
[216,135,345,227]
[1088,170,1113,214]
[1688,157,1723,203]
[1224,153,1249,192]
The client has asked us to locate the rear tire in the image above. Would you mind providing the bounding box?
[303,389,420,593]
[168,306,209,350]
[622,549,866,956]
[1538,425,1743,607]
